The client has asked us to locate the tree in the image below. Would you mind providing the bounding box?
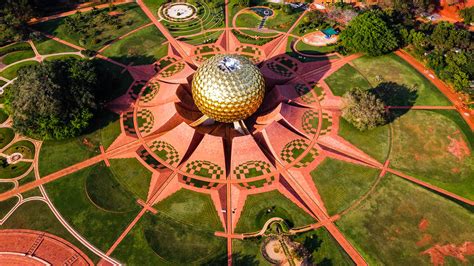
[459,6,474,24]
[339,10,399,56]
[430,22,470,51]
[0,0,35,46]
[6,59,98,140]
[342,88,387,131]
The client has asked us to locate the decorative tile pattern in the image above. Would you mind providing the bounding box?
[136,109,154,134]
[149,140,180,166]
[233,160,272,179]
[123,111,137,137]
[139,81,160,104]
[184,160,224,179]
[159,62,185,78]
[295,84,316,104]
[280,139,319,168]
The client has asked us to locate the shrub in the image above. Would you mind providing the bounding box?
[342,88,387,131]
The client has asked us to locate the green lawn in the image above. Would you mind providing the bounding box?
[311,158,380,215]
[295,41,336,55]
[154,189,223,231]
[0,127,14,149]
[0,160,31,179]
[351,54,451,106]
[179,30,223,46]
[0,42,31,56]
[0,197,18,218]
[291,228,354,265]
[85,163,138,212]
[265,9,304,32]
[0,109,8,124]
[99,113,121,149]
[390,110,474,200]
[141,0,168,18]
[235,12,261,28]
[39,110,121,176]
[0,200,100,262]
[33,3,150,51]
[232,238,269,265]
[338,118,391,162]
[43,54,82,62]
[235,190,316,233]
[325,64,371,96]
[102,26,167,65]
[337,174,474,265]
[4,140,35,159]
[0,182,14,193]
[112,211,227,265]
[109,158,152,200]
[0,60,40,80]
[44,163,140,251]
[1,50,35,65]
[33,38,77,54]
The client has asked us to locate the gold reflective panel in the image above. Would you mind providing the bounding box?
[192,54,265,123]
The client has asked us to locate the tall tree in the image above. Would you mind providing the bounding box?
[7,59,98,140]
[342,88,387,131]
[339,10,399,56]
[0,0,35,46]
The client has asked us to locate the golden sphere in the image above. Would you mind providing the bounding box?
[192,54,265,123]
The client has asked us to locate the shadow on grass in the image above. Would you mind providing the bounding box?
[206,252,259,266]
[370,82,418,121]
[106,54,157,67]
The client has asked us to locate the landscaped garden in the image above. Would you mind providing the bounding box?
[0,0,472,265]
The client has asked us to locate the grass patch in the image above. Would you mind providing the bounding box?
[0,159,32,179]
[337,174,474,265]
[99,112,121,149]
[4,140,35,159]
[0,182,14,193]
[33,38,77,54]
[102,26,167,65]
[351,54,451,106]
[38,110,118,176]
[265,9,304,32]
[291,227,354,265]
[43,54,82,62]
[0,109,8,124]
[390,110,474,200]
[0,200,100,262]
[0,42,31,56]
[154,189,223,231]
[0,128,14,149]
[109,158,152,200]
[1,50,35,65]
[0,60,40,80]
[232,238,268,265]
[325,64,371,96]
[235,190,316,233]
[338,118,391,162]
[85,163,138,212]
[33,3,150,51]
[44,162,140,251]
[295,41,336,55]
[311,158,380,215]
[235,12,261,28]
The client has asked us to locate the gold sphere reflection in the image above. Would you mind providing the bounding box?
[192,54,265,123]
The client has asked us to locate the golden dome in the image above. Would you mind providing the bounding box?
[192,54,265,123]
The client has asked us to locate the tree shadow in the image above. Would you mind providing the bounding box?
[204,252,259,266]
[370,81,418,121]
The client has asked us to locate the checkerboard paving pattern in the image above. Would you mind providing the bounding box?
[295,84,316,104]
[194,45,221,55]
[123,111,137,137]
[149,140,180,166]
[139,81,160,104]
[136,109,154,134]
[155,56,178,71]
[159,62,185,78]
[236,45,263,56]
[233,160,272,179]
[137,146,166,170]
[181,175,220,189]
[184,160,224,179]
[280,139,319,168]
[238,175,275,189]
[302,110,333,136]
[129,81,146,100]
[275,56,298,72]
[267,62,294,78]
